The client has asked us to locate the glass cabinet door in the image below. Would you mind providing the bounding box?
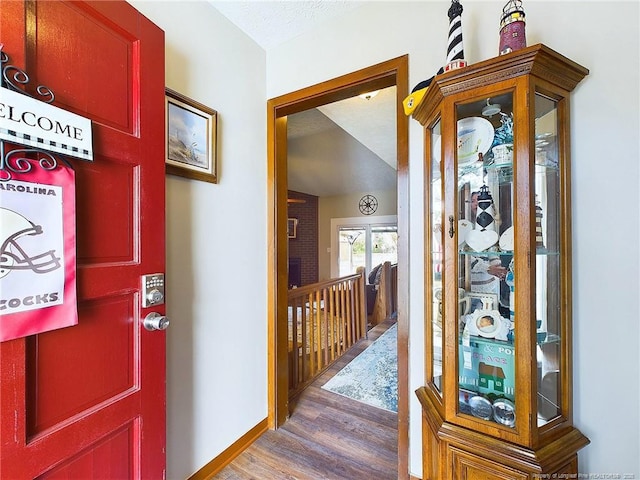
[534,93,562,425]
[455,93,517,428]
[429,118,443,393]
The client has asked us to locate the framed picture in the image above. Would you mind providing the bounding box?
[287,218,298,239]
[165,88,217,183]
[467,292,500,314]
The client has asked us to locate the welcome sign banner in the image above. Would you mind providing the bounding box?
[0,161,77,341]
[0,86,93,161]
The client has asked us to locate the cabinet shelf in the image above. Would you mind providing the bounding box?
[458,159,560,186]
[457,332,561,347]
[457,249,560,257]
[538,332,561,346]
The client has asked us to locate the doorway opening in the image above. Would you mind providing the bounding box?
[267,55,409,478]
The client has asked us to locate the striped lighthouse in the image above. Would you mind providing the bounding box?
[445,0,467,71]
[535,198,545,249]
[475,185,496,233]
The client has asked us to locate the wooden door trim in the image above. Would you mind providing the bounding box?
[267,54,409,479]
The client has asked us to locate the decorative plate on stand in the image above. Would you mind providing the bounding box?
[457,117,495,166]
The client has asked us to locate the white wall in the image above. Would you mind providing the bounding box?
[268,1,639,477]
[128,2,267,479]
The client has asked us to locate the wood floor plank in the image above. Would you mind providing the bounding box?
[214,319,398,479]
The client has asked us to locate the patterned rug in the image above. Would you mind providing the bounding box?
[321,323,397,413]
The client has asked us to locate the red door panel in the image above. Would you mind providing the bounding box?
[74,161,137,264]
[36,425,134,480]
[28,1,136,133]
[26,296,136,435]
[0,1,166,478]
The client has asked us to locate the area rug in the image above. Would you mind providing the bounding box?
[321,323,397,413]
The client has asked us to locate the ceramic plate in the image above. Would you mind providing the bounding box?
[538,370,560,420]
[457,219,473,246]
[465,229,498,252]
[457,117,495,166]
[499,226,514,251]
[432,135,442,163]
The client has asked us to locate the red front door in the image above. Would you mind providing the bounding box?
[0,1,166,478]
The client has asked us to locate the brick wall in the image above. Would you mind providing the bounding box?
[288,191,318,286]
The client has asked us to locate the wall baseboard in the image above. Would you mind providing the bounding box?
[188,418,269,480]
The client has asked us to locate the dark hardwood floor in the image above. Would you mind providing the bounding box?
[215,319,398,479]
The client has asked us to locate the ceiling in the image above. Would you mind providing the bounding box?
[288,87,397,197]
[208,0,397,198]
[209,1,365,50]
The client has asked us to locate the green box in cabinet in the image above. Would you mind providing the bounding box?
[459,336,516,401]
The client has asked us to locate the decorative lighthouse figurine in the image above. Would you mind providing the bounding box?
[445,0,467,71]
[475,185,496,233]
[535,196,545,249]
[499,0,527,55]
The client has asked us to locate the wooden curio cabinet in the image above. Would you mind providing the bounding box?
[414,44,589,479]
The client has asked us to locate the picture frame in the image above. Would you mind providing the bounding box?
[287,218,298,239]
[165,88,217,183]
[466,292,500,314]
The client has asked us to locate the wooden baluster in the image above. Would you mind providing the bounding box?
[351,279,357,341]
[307,293,314,380]
[334,285,341,356]
[359,276,365,339]
[336,285,341,354]
[345,279,353,348]
[338,285,342,352]
[314,290,321,373]
[341,282,348,350]
[355,267,367,340]
[346,279,352,347]
[353,280,358,342]
[322,287,329,367]
[329,285,336,361]
[353,279,360,340]
[291,299,299,389]
[289,302,293,390]
[338,282,344,351]
[391,265,397,314]
[360,272,367,339]
[300,297,307,385]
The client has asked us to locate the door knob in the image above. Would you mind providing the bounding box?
[143,312,169,331]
